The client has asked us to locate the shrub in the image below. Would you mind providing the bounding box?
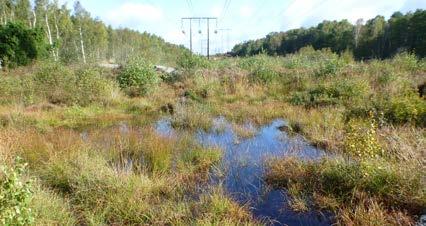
[117,58,159,96]
[34,63,75,104]
[34,63,115,106]
[343,117,383,159]
[0,157,34,225]
[177,52,210,71]
[74,68,115,106]
[346,91,426,127]
[290,79,369,107]
[314,54,344,77]
[386,92,426,126]
[391,52,420,72]
[238,55,280,84]
[0,22,48,68]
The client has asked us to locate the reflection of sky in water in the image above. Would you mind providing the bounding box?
[156,117,334,225]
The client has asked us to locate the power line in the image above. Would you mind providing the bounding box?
[219,0,232,22]
[181,17,218,59]
[185,0,194,16]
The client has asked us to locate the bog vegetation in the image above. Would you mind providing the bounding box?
[0,1,425,225]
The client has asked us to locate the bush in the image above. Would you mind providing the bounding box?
[290,79,369,107]
[74,68,115,106]
[386,92,426,126]
[0,157,34,225]
[177,52,210,71]
[238,55,280,84]
[345,91,426,127]
[315,57,344,77]
[35,63,115,106]
[391,52,420,72]
[0,22,48,68]
[117,58,159,96]
[343,117,383,159]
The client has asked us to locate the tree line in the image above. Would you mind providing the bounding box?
[231,10,426,59]
[0,0,187,68]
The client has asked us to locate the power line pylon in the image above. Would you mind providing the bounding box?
[181,17,217,59]
[216,28,231,53]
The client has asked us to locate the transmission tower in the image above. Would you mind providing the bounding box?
[181,17,218,59]
[216,28,231,53]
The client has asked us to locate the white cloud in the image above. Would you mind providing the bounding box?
[280,0,407,30]
[165,29,186,45]
[106,2,164,27]
[211,6,222,17]
[240,5,253,17]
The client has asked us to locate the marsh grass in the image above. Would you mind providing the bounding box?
[0,50,425,225]
[265,157,425,225]
[0,122,257,225]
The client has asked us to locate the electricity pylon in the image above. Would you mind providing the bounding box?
[181,17,217,59]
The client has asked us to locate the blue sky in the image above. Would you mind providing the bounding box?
[59,0,425,54]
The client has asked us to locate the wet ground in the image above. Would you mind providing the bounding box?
[155,117,334,225]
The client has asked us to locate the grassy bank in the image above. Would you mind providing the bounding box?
[1,48,425,225]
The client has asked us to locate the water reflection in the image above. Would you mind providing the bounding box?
[156,117,334,225]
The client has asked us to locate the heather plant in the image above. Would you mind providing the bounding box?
[117,57,159,96]
[0,157,34,226]
[34,63,116,106]
[177,51,210,72]
[238,55,280,84]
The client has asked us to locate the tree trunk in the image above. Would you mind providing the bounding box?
[32,10,36,28]
[73,40,80,60]
[45,13,57,61]
[79,26,86,64]
[53,13,60,60]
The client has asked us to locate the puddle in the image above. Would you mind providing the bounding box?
[155,117,334,225]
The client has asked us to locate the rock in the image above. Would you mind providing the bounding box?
[25,103,58,112]
[418,82,425,98]
[418,214,426,226]
[98,62,121,69]
[277,124,291,133]
[277,122,303,134]
[160,103,174,115]
[155,65,176,74]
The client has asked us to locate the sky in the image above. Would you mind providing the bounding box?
[58,0,425,54]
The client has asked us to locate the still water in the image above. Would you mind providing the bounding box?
[155,117,334,225]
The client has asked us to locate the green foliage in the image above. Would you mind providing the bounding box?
[0,157,34,226]
[314,55,344,77]
[177,52,210,71]
[290,79,368,107]
[345,91,426,127]
[238,55,280,83]
[385,92,426,126]
[267,157,425,213]
[0,75,37,105]
[231,10,426,60]
[0,22,47,68]
[117,58,159,96]
[35,63,115,106]
[343,117,384,158]
[74,68,115,106]
[391,52,420,72]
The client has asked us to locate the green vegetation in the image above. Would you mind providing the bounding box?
[117,58,159,96]
[0,3,425,224]
[0,47,424,225]
[0,158,34,225]
[266,157,424,225]
[0,1,187,68]
[0,22,47,68]
[232,10,426,59]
